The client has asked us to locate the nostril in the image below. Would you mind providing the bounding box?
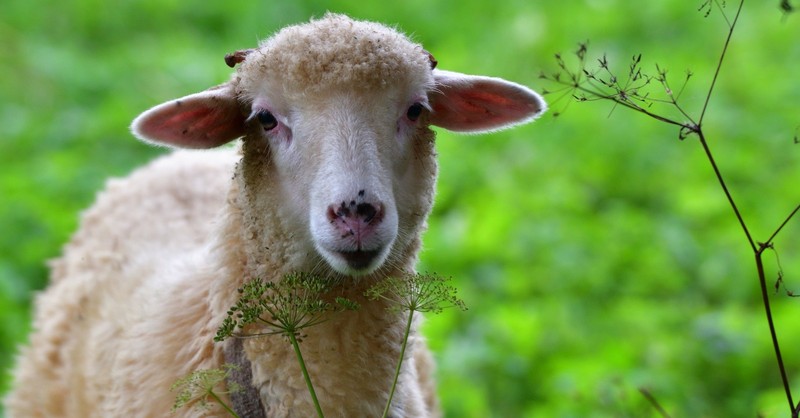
[328,202,352,222]
[327,206,338,223]
[327,200,383,225]
[356,203,377,223]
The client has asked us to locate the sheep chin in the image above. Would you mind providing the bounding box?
[315,243,393,277]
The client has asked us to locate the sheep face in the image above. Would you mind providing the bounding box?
[131,13,546,278]
[244,85,434,276]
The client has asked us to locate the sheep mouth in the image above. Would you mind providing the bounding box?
[336,249,382,271]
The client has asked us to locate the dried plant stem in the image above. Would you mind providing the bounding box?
[699,0,743,125]
[693,0,756,253]
[545,0,800,415]
[694,2,799,415]
[756,248,795,414]
[639,388,673,418]
[692,2,800,414]
[701,131,799,415]
[766,204,800,246]
[695,130,756,252]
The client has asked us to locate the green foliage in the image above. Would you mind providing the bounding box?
[3,1,800,417]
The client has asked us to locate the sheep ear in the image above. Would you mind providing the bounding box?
[428,69,546,133]
[131,83,246,149]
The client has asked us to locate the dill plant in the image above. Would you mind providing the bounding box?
[214,272,359,342]
[170,364,242,417]
[214,272,359,418]
[174,271,465,418]
[366,273,467,418]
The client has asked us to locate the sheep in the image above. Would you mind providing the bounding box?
[5,13,545,418]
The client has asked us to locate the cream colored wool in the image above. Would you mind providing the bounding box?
[6,13,545,418]
[5,143,438,417]
[242,14,432,95]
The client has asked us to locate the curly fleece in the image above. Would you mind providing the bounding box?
[239,13,432,94]
[5,14,441,418]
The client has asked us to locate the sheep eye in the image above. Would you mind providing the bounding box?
[406,103,424,122]
[256,110,278,131]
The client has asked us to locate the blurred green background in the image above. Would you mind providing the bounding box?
[2,1,799,417]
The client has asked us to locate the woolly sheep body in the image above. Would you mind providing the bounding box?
[6,150,237,416]
[6,13,545,417]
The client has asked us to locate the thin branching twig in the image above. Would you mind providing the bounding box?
[639,388,673,418]
[542,1,800,416]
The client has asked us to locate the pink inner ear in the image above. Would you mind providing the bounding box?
[429,71,546,133]
[161,106,241,145]
[132,88,247,149]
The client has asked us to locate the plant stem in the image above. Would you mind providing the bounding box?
[289,333,325,418]
[698,0,744,126]
[765,204,800,246]
[208,390,241,418]
[638,388,673,418]
[695,130,756,252]
[576,85,687,129]
[694,1,800,413]
[756,248,795,414]
[381,310,415,418]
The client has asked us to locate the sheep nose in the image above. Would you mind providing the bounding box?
[326,196,384,244]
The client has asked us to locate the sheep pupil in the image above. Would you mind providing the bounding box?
[257,111,278,130]
[406,103,423,121]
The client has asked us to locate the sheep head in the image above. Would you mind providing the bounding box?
[131,14,546,277]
